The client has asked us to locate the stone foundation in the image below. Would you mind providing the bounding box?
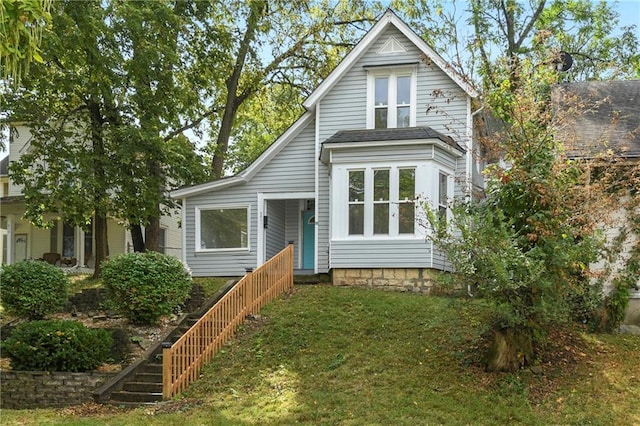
[0,370,117,409]
[331,268,447,294]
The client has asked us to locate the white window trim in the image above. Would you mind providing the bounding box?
[195,204,251,253]
[366,66,417,129]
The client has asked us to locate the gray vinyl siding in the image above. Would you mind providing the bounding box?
[316,27,471,273]
[330,239,433,268]
[265,200,286,260]
[184,120,316,277]
[318,27,468,142]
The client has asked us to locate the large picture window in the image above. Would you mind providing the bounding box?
[198,206,249,250]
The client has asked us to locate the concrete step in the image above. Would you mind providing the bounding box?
[122,381,163,393]
[139,363,163,374]
[131,372,162,383]
[109,390,163,403]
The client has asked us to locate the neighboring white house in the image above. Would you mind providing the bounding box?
[0,125,182,267]
[171,9,483,290]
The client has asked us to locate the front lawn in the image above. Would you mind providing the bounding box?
[2,285,639,425]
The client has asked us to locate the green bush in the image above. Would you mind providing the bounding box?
[0,260,69,319]
[102,251,192,324]
[1,320,112,372]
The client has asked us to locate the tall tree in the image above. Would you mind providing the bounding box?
[5,0,209,276]
[416,0,639,371]
[0,0,52,85]
[7,0,119,277]
[205,0,375,178]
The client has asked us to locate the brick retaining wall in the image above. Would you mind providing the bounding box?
[0,370,117,409]
[332,268,450,294]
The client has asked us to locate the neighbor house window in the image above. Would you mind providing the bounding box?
[368,67,416,129]
[198,206,249,251]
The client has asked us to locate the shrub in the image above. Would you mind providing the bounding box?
[0,260,68,319]
[1,320,112,372]
[101,251,192,324]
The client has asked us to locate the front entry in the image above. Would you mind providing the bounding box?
[302,211,315,269]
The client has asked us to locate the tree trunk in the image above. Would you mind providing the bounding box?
[88,100,110,279]
[130,224,145,252]
[92,213,109,279]
[211,1,266,179]
[145,216,161,252]
[484,327,534,372]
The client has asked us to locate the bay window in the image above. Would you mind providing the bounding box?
[344,166,417,237]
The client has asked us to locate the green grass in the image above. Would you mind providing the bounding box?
[2,285,639,425]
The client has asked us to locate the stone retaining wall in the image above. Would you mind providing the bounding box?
[332,268,450,294]
[0,370,117,409]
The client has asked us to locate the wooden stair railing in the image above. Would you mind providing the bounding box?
[162,244,294,399]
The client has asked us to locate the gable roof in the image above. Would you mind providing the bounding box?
[171,112,313,198]
[171,9,476,199]
[303,9,478,109]
[554,80,640,159]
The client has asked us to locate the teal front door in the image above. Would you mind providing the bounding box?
[302,212,315,269]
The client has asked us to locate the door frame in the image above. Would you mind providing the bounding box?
[257,192,316,271]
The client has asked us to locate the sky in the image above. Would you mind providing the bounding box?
[615,1,640,35]
[1,0,639,161]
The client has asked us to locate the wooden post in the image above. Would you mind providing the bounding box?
[162,342,173,400]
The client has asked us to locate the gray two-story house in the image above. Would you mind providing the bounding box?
[171,10,483,289]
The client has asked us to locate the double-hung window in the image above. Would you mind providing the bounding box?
[398,168,416,234]
[368,67,416,129]
[348,170,365,235]
[373,169,390,234]
[345,166,417,237]
[197,205,249,251]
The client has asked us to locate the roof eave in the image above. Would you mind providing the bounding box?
[320,137,464,163]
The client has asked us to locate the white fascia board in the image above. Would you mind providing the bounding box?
[303,10,478,109]
[303,10,397,109]
[170,176,247,199]
[242,112,314,181]
[396,18,479,99]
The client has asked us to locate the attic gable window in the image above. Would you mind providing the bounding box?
[367,67,416,129]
